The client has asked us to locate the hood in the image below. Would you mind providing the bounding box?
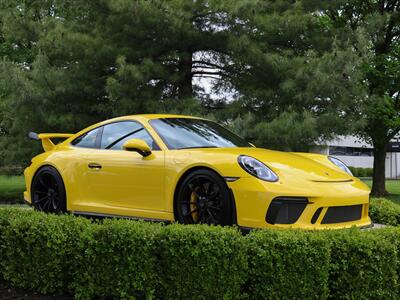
[238,148,352,182]
[191,147,352,182]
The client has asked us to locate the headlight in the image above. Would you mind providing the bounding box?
[328,156,353,176]
[238,155,279,182]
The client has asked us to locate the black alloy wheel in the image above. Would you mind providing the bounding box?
[31,166,67,213]
[176,169,234,225]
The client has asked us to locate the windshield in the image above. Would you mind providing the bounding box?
[149,118,251,150]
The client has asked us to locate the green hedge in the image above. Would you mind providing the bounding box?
[74,219,162,299]
[157,224,247,300]
[348,167,373,178]
[244,229,330,299]
[1,208,400,299]
[0,209,89,294]
[0,166,23,176]
[326,229,398,299]
[369,198,400,226]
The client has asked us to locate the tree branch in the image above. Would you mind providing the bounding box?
[193,75,221,80]
[192,66,223,71]
[191,70,226,76]
[192,60,225,69]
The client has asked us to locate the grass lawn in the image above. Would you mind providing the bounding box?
[0,175,399,205]
[363,179,400,203]
[0,175,25,203]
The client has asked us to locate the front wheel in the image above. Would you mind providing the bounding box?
[31,166,67,213]
[175,169,234,226]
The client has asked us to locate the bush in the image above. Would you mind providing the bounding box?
[325,229,398,299]
[0,209,91,294]
[348,167,372,178]
[348,166,356,175]
[357,167,367,177]
[157,224,247,300]
[74,219,162,299]
[0,166,23,176]
[1,207,400,299]
[245,229,330,300]
[369,198,400,226]
[369,227,400,287]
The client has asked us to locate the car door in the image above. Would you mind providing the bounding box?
[78,121,166,217]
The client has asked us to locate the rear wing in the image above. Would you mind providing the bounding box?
[28,132,73,152]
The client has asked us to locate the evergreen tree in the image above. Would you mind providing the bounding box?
[1,0,396,202]
[222,1,365,151]
[0,0,245,164]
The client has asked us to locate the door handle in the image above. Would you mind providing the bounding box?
[88,163,102,170]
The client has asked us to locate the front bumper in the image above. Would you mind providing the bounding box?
[227,177,371,230]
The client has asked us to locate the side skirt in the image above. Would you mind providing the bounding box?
[72,211,172,224]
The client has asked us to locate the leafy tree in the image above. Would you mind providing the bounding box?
[316,0,400,196]
[1,0,395,204]
[226,0,399,196]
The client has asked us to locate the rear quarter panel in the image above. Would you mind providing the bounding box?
[24,145,89,210]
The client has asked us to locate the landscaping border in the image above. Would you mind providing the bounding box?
[0,208,399,299]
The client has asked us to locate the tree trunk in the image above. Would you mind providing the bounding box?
[371,143,389,197]
[177,51,193,99]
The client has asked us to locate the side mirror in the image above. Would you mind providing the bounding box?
[123,138,152,157]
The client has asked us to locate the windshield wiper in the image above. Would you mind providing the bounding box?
[178,146,218,149]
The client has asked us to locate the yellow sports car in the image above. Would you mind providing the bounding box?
[24,114,371,229]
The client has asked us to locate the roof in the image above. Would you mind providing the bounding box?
[67,114,206,140]
[130,114,203,120]
[101,114,205,124]
[83,114,205,129]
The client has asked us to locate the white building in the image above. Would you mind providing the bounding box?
[312,135,400,179]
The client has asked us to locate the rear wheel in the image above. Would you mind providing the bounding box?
[31,166,67,213]
[175,169,234,225]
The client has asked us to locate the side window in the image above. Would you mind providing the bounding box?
[100,121,159,150]
[71,127,101,148]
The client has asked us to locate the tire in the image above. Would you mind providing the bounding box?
[175,169,234,225]
[31,166,67,213]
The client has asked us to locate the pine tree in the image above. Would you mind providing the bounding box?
[221,1,365,151]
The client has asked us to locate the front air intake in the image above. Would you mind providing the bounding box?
[266,197,308,224]
[321,204,362,224]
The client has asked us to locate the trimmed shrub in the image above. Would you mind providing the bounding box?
[325,229,398,299]
[357,167,367,177]
[348,166,356,175]
[0,197,24,205]
[348,167,373,178]
[369,198,400,226]
[1,207,400,299]
[0,166,23,176]
[157,224,247,300]
[244,229,330,300]
[74,219,162,299]
[0,209,91,294]
[369,227,400,283]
